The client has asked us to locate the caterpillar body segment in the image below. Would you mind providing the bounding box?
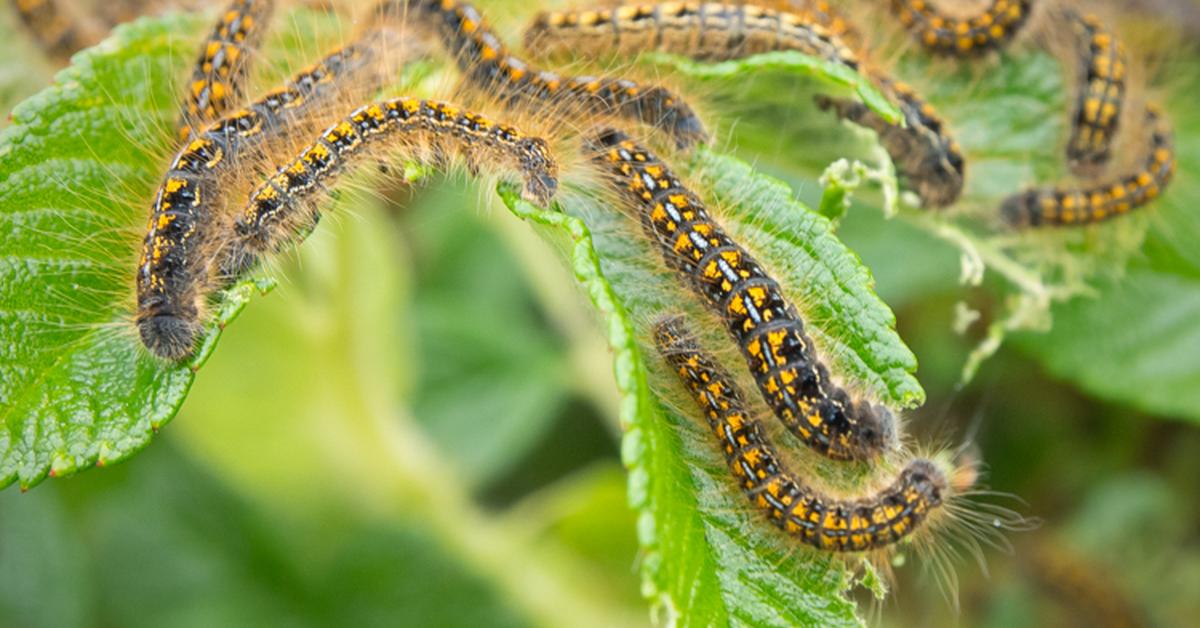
[590,129,896,461]
[1065,11,1127,175]
[137,34,389,360]
[8,0,98,61]
[178,0,276,138]
[889,0,1035,57]
[522,2,860,71]
[1002,103,1174,228]
[224,98,558,275]
[815,77,965,208]
[653,316,946,551]
[393,0,708,148]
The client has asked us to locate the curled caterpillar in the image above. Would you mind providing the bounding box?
[889,0,1034,56]
[816,76,965,208]
[1064,11,1127,175]
[1001,103,1174,228]
[653,315,946,551]
[8,0,98,62]
[389,0,708,148]
[137,32,390,360]
[178,0,276,138]
[222,97,558,276]
[589,129,895,460]
[522,2,860,71]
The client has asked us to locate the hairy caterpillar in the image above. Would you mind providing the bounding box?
[385,0,708,148]
[221,97,558,276]
[1064,11,1127,176]
[889,0,1034,57]
[178,0,276,137]
[589,129,895,460]
[516,2,963,208]
[815,76,965,208]
[522,2,860,71]
[653,315,947,551]
[1001,103,1173,228]
[137,31,393,360]
[8,0,98,62]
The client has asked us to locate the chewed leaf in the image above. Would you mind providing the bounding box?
[498,140,918,623]
[0,8,328,489]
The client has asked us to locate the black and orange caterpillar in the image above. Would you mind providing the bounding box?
[654,316,947,551]
[591,129,896,461]
[137,33,390,360]
[1064,10,1127,175]
[523,2,860,71]
[816,76,965,208]
[223,97,558,276]
[1001,103,1174,227]
[520,1,965,208]
[388,0,708,148]
[178,0,275,137]
[889,0,1035,57]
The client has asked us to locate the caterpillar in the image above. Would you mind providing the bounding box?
[889,0,1034,57]
[521,2,860,71]
[178,0,276,138]
[516,2,962,208]
[136,32,393,360]
[1064,11,1128,176]
[388,0,708,149]
[1001,103,1173,228]
[653,315,947,551]
[815,76,965,208]
[221,97,558,277]
[589,129,895,461]
[8,0,98,62]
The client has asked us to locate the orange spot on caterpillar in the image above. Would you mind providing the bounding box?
[221,96,558,277]
[591,129,896,461]
[178,0,276,139]
[1064,11,1128,175]
[522,2,860,71]
[1002,103,1174,228]
[888,0,1034,57]
[137,30,394,361]
[394,0,708,148]
[652,315,944,551]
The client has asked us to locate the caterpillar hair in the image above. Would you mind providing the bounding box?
[136,30,395,361]
[178,0,276,138]
[521,2,860,72]
[221,97,558,277]
[589,128,896,461]
[381,0,708,149]
[815,75,965,208]
[1001,102,1174,228]
[1063,10,1128,176]
[653,315,947,551]
[889,0,1035,57]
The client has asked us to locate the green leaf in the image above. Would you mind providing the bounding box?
[0,441,535,628]
[405,184,573,489]
[0,14,271,490]
[660,51,901,125]
[499,142,920,624]
[1013,65,1200,423]
[1015,268,1200,423]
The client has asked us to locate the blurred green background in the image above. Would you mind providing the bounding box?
[2,1,1199,627]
